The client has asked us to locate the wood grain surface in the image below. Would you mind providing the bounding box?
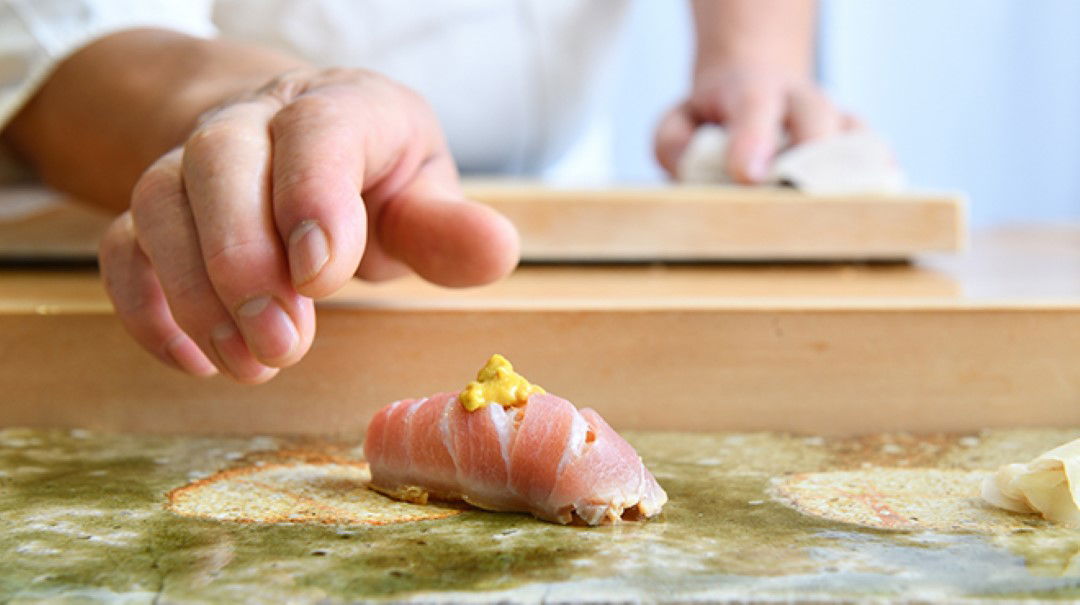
[468,181,965,260]
[0,182,964,262]
[0,226,1076,436]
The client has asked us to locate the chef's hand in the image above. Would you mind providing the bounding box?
[654,0,861,183]
[4,30,519,384]
[654,66,861,183]
[102,68,520,384]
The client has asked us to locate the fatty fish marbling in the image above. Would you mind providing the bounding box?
[363,391,667,525]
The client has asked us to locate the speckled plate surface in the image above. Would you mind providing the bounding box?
[3,427,1080,602]
[166,457,463,525]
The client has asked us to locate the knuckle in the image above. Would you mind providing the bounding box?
[131,159,181,210]
[258,66,371,102]
[270,93,343,132]
[385,77,426,107]
[256,67,325,102]
[184,121,246,158]
[390,83,437,124]
[315,66,363,84]
[98,213,133,265]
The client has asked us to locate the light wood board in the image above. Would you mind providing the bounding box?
[0,183,965,262]
[0,187,112,260]
[467,182,966,260]
[0,227,1077,436]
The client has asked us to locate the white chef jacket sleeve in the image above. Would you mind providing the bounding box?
[0,0,217,130]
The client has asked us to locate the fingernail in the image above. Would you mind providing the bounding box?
[211,321,243,375]
[211,321,279,383]
[164,333,218,377]
[288,220,330,286]
[235,296,299,364]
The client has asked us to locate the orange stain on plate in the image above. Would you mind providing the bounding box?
[167,456,463,525]
[772,468,1041,533]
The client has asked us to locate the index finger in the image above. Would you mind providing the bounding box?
[267,75,406,297]
[723,90,785,184]
[269,73,517,293]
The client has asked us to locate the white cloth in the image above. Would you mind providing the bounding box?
[982,437,1080,528]
[0,0,629,176]
[677,124,905,195]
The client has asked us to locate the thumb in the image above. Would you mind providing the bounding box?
[374,154,520,288]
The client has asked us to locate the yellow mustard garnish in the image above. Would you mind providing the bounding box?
[459,354,545,412]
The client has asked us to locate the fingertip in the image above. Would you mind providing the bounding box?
[268,294,316,369]
[98,211,222,379]
[424,200,520,287]
[210,320,283,384]
[740,152,772,184]
[163,333,219,377]
[384,197,520,288]
[457,204,520,285]
[232,366,281,385]
[725,134,775,185]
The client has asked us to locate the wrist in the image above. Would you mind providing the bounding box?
[4,28,308,210]
[693,53,811,87]
[690,0,816,85]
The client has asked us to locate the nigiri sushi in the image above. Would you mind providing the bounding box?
[364,355,667,525]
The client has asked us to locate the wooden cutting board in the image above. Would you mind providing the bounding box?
[468,182,966,260]
[1,226,1076,436]
[0,182,964,262]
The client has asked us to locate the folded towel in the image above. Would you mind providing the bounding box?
[677,124,905,195]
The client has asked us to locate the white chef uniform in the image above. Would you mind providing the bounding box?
[0,0,630,176]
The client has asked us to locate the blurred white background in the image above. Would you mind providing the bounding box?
[546,0,1080,227]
